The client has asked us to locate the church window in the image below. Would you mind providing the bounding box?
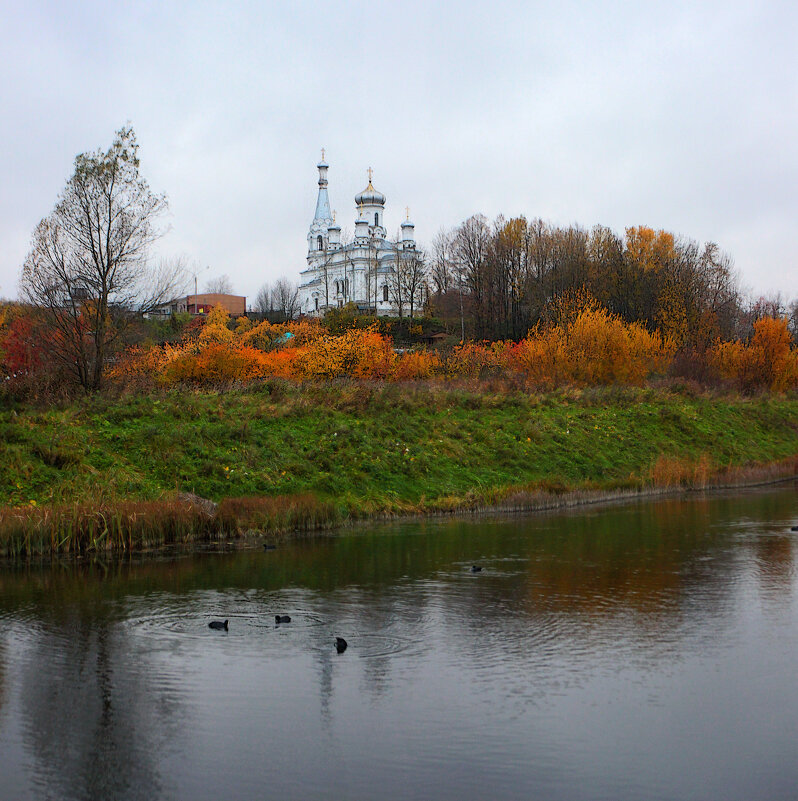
[375,213,379,227]
[317,235,323,250]
[314,298,319,311]
[382,285,389,302]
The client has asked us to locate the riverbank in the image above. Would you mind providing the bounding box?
[2,382,798,555]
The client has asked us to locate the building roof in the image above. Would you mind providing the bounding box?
[185,293,246,314]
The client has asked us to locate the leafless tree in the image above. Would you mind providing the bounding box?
[430,228,455,295]
[453,214,491,337]
[273,277,300,320]
[204,274,234,295]
[388,244,427,322]
[788,298,798,343]
[254,283,272,313]
[146,255,191,304]
[19,126,170,390]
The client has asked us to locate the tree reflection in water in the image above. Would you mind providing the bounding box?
[17,612,183,800]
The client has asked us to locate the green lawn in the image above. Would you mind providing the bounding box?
[3,382,798,515]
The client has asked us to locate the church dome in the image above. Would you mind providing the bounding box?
[355,178,385,207]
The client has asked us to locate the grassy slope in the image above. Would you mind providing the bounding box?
[2,383,798,514]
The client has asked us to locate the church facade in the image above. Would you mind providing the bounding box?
[297,154,420,317]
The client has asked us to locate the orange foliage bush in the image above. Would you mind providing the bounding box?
[162,344,270,385]
[392,350,443,380]
[107,305,798,393]
[0,315,41,376]
[251,348,302,379]
[446,340,509,377]
[712,316,798,391]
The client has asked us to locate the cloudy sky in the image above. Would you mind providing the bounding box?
[1,0,795,304]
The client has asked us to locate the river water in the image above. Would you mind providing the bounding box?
[0,487,797,800]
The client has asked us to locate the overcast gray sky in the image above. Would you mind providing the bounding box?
[1,0,796,305]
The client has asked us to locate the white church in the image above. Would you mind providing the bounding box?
[298,153,422,317]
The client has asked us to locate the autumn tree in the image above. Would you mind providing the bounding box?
[453,214,492,337]
[697,242,739,341]
[20,126,176,390]
[423,212,743,348]
[490,216,531,339]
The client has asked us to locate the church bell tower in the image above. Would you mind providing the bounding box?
[308,149,333,259]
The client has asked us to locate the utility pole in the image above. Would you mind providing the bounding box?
[191,265,209,296]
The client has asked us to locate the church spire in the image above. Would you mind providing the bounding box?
[313,149,332,223]
[308,150,333,257]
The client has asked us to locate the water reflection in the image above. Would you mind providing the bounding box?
[19,619,178,800]
[0,485,795,800]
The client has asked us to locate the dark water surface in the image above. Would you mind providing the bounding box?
[1,487,797,800]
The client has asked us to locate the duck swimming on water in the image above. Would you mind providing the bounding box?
[335,637,348,653]
[470,565,483,573]
[275,615,291,623]
[209,620,229,631]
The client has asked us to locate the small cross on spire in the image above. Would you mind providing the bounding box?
[321,147,325,161]
[367,166,373,183]
[406,206,411,221]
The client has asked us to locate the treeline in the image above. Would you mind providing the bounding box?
[429,216,796,351]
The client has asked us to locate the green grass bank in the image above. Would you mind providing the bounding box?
[2,382,798,554]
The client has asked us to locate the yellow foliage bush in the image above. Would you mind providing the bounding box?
[110,303,798,393]
[198,306,233,345]
[512,307,674,387]
[296,327,395,379]
[239,320,285,351]
[712,316,798,391]
[235,316,252,334]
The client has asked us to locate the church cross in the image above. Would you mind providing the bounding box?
[321,147,325,161]
[406,206,410,220]
[367,166,373,182]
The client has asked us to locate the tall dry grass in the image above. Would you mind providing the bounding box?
[0,492,339,557]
